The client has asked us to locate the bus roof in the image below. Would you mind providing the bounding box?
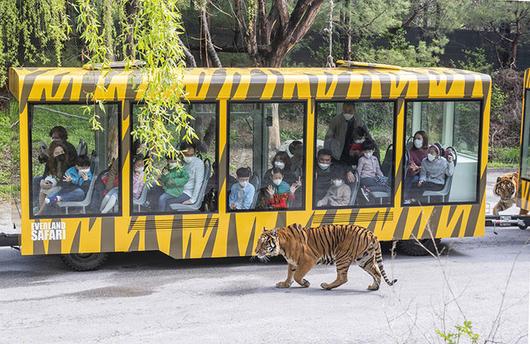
[9,66,491,107]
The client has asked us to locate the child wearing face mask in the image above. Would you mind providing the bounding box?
[158,156,190,211]
[265,168,301,210]
[407,144,454,202]
[44,155,93,207]
[229,167,256,210]
[263,151,295,187]
[317,169,351,207]
[357,140,390,197]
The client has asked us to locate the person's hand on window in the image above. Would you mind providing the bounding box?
[290,177,302,194]
[182,199,193,205]
[266,185,275,197]
[63,175,72,183]
[417,180,424,187]
[230,203,236,209]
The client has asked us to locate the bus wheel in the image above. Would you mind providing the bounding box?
[397,239,441,256]
[60,253,108,271]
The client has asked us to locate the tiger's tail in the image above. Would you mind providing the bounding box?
[375,241,397,286]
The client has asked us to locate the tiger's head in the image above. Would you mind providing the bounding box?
[255,228,281,260]
[494,172,518,200]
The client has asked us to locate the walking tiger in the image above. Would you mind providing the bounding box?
[255,223,397,290]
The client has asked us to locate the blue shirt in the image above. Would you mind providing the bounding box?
[229,182,256,210]
[64,166,93,188]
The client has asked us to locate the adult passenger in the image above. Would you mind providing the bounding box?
[180,141,205,206]
[314,148,354,204]
[324,102,375,164]
[262,151,296,186]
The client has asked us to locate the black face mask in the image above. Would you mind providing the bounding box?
[56,154,66,162]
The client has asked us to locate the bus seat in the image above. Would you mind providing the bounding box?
[381,144,393,177]
[422,147,457,203]
[349,170,360,206]
[169,159,211,212]
[58,171,98,215]
[77,139,88,157]
[133,185,150,212]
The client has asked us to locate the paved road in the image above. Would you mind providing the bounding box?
[0,226,528,343]
[0,169,528,343]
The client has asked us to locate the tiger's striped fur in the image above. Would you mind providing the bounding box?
[255,223,397,290]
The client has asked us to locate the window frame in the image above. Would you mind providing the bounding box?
[28,101,123,219]
[401,98,485,207]
[226,99,308,213]
[313,99,398,210]
[520,90,530,181]
[130,101,220,216]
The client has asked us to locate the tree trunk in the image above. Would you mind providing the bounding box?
[269,103,281,150]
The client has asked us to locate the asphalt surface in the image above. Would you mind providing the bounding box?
[0,169,528,343]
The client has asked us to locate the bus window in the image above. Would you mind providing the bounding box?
[403,100,481,205]
[521,90,530,179]
[315,101,395,208]
[131,103,217,214]
[228,102,305,211]
[30,103,120,217]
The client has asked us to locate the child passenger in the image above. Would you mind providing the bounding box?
[229,167,255,210]
[45,155,93,206]
[317,169,351,207]
[408,144,455,201]
[158,156,190,211]
[264,168,302,210]
[357,140,390,201]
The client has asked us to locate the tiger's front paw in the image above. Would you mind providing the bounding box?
[276,281,292,288]
[320,282,332,290]
[298,279,310,288]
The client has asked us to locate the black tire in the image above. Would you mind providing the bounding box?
[518,224,528,230]
[397,239,441,256]
[60,253,108,271]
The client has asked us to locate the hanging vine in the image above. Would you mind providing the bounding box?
[0,0,70,88]
[76,0,194,180]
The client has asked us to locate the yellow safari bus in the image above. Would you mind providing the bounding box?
[516,69,530,222]
[487,68,530,229]
[4,61,491,270]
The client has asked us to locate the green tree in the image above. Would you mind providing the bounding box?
[0,0,70,88]
[464,0,529,69]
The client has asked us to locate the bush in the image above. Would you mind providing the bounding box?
[489,147,519,165]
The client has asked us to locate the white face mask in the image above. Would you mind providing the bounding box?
[239,181,248,188]
[343,113,354,121]
[183,156,192,163]
[333,179,343,187]
[79,168,90,174]
[318,162,330,170]
[274,161,285,169]
[364,151,373,158]
[168,162,178,169]
[135,167,144,173]
[414,139,423,149]
[427,153,436,162]
[354,138,365,144]
[272,178,282,186]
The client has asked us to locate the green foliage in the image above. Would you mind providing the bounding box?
[0,0,70,87]
[436,320,480,344]
[489,147,520,166]
[76,0,192,181]
[453,48,493,74]
[354,30,449,67]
